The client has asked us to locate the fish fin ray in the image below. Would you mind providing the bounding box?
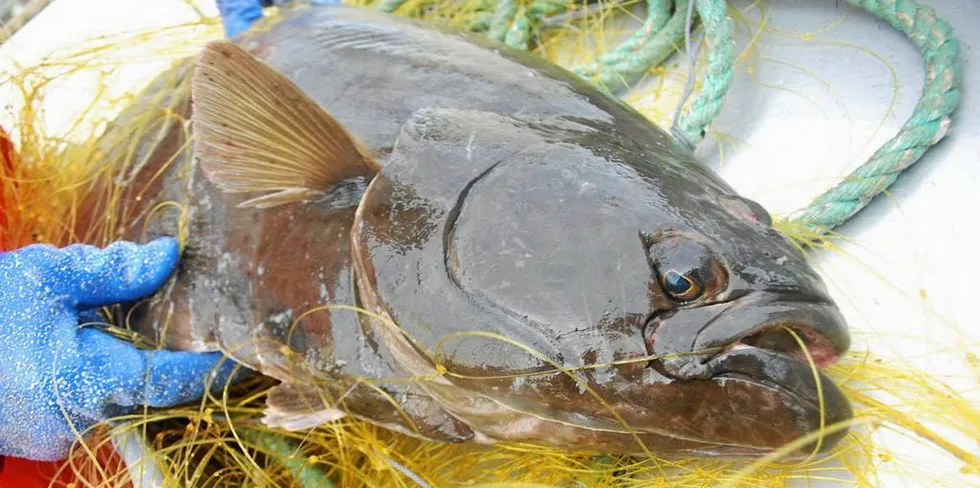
[236,188,327,209]
[191,40,380,208]
[262,383,347,431]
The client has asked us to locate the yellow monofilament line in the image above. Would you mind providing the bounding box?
[781,326,828,461]
[849,391,980,469]
[1,2,978,487]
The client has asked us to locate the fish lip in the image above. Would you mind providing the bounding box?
[647,291,851,378]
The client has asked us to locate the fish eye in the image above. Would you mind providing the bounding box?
[662,270,703,302]
[645,233,728,304]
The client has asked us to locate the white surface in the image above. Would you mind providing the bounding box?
[0,0,977,486]
[683,0,980,375]
[0,0,218,139]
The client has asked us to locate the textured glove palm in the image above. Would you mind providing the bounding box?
[0,238,237,461]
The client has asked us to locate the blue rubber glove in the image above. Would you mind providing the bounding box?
[217,0,343,38]
[0,238,238,461]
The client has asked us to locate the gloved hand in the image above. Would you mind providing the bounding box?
[217,0,342,38]
[0,238,238,461]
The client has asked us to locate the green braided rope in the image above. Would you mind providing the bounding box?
[239,429,336,487]
[528,0,570,17]
[670,0,734,148]
[487,0,519,44]
[788,0,961,236]
[448,0,736,144]
[375,0,407,13]
[504,4,532,49]
[572,0,680,90]
[487,0,570,50]
[568,0,734,144]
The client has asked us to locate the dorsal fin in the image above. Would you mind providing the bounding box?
[190,40,381,209]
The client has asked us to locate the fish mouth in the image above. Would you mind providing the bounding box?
[645,292,853,455]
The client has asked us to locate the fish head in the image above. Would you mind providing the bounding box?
[420,116,854,457]
[642,190,850,381]
[633,181,854,456]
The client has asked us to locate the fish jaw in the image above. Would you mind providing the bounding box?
[703,344,853,454]
[635,292,853,456]
[365,354,851,458]
[596,361,851,457]
[400,296,855,457]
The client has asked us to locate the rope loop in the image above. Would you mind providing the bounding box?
[788,0,961,237]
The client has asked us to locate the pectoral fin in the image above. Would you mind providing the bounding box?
[190,40,380,209]
[262,383,347,431]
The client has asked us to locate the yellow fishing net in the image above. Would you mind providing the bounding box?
[0,1,977,487]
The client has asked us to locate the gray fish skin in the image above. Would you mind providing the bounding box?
[78,4,852,457]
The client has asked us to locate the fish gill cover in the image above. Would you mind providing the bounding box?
[0,1,977,487]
